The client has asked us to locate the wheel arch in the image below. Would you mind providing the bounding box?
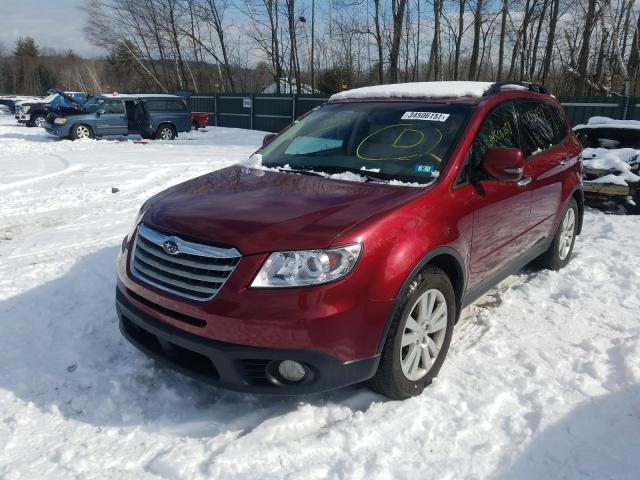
[376,246,466,355]
[571,187,584,235]
[157,121,177,131]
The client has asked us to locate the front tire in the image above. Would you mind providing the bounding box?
[32,114,46,128]
[368,265,455,399]
[536,197,578,270]
[70,124,94,140]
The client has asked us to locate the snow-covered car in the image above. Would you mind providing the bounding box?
[574,117,640,213]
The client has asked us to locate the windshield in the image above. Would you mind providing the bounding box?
[260,101,471,182]
[84,97,107,113]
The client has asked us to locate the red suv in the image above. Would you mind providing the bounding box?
[116,81,583,399]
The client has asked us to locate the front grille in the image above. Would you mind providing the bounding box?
[130,224,241,301]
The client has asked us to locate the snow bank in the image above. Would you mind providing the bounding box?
[574,116,640,130]
[330,81,494,101]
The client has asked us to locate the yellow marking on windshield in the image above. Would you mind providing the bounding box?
[356,123,443,161]
[392,129,425,148]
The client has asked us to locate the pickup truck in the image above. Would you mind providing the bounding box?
[15,90,88,127]
[191,112,209,129]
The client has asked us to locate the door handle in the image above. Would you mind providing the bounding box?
[517,176,532,187]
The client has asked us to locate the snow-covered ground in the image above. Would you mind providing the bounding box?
[0,113,639,479]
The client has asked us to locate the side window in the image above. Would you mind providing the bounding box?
[145,100,163,111]
[457,102,519,185]
[168,99,187,111]
[145,99,186,111]
[516,101,556,157]
[103,100,124,114]
[549,105,569,144]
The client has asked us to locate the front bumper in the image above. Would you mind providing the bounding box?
[15,113,29,123]
[116,287,379,394]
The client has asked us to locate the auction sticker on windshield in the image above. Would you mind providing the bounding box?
[401,111,450,122]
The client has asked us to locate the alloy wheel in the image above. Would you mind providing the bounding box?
[160,127,173,140]
[34,116,46,127]
[558,207,575,260]
[76,125,90,139]
[400,289,448,381]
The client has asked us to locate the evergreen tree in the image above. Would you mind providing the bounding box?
[13,37,39,58]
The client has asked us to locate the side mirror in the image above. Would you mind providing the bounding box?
[96,109,105,117]
[262,133,277,147]
[481,147,524,181]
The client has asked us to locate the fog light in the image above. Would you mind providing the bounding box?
[278,360,306,382]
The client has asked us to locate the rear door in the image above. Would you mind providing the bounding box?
[466,101,533,287]
[516,101,573,244]
[95,99,128,136]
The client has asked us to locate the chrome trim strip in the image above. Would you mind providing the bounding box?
[138,223,241,259]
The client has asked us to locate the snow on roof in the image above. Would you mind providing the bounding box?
[100,93,182,99]
[574,116,640,131]
[329,81,494,101]
[135,94,183,99]
[100,93,140,99]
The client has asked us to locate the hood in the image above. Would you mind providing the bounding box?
[47,89,87,111]
[143,165,427,255]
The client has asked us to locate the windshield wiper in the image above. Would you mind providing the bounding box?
[315,165,394,183]
[274,166,324,177]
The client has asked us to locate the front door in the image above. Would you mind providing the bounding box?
[95,99,128,136]
[467,101,532,288]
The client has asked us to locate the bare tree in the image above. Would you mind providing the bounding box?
[388,0,407,83]
[426,0,442,80]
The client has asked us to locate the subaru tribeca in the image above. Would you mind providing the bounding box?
[115,81,583,399]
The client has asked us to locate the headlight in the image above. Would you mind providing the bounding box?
[53,117,67,125]
[251,244,362,288]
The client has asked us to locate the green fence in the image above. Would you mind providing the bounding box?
[189,93,640,133]
[556,96,640,125]
[189,94,329,133]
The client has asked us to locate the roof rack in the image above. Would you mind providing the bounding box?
[484,80,549,96]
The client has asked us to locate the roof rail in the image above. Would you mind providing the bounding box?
[484,80,550,96]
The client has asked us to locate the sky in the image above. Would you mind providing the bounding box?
[0,0,102,57]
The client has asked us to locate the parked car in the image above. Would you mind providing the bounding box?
[45,93,191,140]
[191,112,209,129]
[1,95,42,114]
[115,81,584,399]
[15,90,88,127]
[0,96,21,114]
[574,117,640,213]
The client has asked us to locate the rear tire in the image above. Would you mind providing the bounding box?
[368,265,455,399]
[156,124,176,140]
[70,124,94,140]
[536,197,578,270]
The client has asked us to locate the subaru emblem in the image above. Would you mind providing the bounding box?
[162,238,180,255]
